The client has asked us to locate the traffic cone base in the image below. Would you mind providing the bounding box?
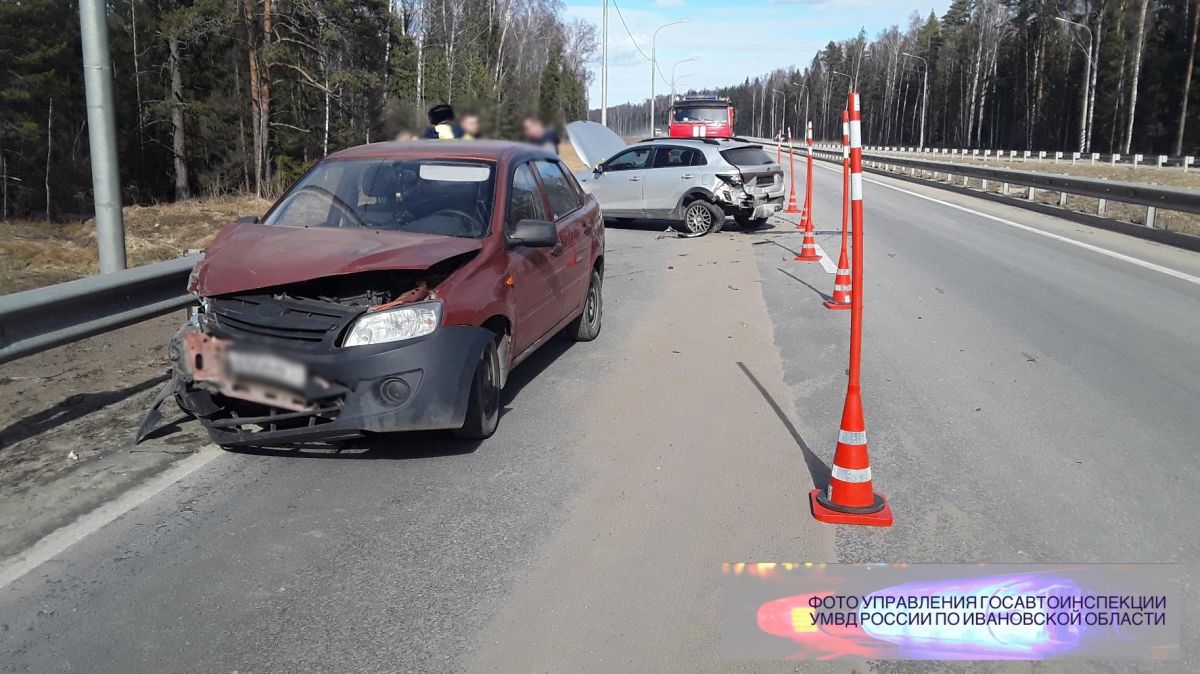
[823,298,851,310]
[809,488,893,526]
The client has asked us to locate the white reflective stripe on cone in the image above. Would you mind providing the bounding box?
[851,173,864,201]
[831,464,872,483]
[839,429,867,445]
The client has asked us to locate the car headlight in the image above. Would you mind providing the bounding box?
[343,300,443,347]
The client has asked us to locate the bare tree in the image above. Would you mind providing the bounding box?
[1176,0,1199,155]
[1123,0,1151,154]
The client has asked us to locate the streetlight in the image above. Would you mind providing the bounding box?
[771,89,785,141]
[1056,16,1093,153]
[601,0,608,127]
[650,18,691,137]
[670,57,699,102]
[830,71,852,140]
[900,52,929,149]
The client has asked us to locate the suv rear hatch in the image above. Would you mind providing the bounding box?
[720,145,782,195]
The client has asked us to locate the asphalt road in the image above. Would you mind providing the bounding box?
[2,154,1199,673]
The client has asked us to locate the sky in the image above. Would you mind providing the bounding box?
[563,0,952,108]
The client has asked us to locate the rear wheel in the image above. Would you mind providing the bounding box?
[453,338,501,440]
[675,200,723,236]
[567,269,603,342]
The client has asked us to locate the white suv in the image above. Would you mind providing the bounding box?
[567,121,785,235]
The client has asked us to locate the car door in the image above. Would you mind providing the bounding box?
[534,159,593,318]
[505,162,563,356]
[641,146,708,218]
[587,147,650,217]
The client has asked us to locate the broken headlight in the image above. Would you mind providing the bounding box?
[343,300,443,347]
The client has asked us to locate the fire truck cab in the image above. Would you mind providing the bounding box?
[667,95,735,139]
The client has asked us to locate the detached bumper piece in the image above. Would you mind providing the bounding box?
[175,322,493,447]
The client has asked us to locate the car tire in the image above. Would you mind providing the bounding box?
[675,200,723,236]
[736,215,769,230]
[567,269,603,342]
[453,338,501,440]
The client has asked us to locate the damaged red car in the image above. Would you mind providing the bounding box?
[141,141,604,447]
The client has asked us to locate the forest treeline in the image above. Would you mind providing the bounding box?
[602,0,1197,157]
[0,0,595,219]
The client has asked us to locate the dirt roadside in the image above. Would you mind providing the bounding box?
[0,314,210,560]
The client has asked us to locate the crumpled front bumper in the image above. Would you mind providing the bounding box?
[173,324,494,447]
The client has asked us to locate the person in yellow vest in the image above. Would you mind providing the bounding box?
[423,103,463,140]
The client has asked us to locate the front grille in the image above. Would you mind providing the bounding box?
[208,295,358,348]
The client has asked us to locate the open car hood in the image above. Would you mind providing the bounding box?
[566,121,627,169]
[190,222,482,297]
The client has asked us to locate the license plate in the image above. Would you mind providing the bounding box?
[757,175,776,186]
[226,351,307,390]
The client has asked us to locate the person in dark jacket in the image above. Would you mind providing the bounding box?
[424,103,463,140]
[522,117,560,154]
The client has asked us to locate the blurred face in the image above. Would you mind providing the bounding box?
[461,116,480,136]
[523,119,545,140]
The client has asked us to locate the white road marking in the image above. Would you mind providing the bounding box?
[816,243,836,274]
[813,162,1200,288]
[0,444,224,591]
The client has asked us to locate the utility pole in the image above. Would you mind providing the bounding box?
[1056,16,1093,155]
[650,19,691,138]
[79,0,126,272]
[901,53,928,149]
[601,0,608,127]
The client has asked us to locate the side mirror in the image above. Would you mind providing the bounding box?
[593,162,605,175]
[235,215,259,224]
[508,219,558,248]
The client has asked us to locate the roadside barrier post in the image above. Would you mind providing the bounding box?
[1186,156,1195,173]
[795,120,822,262]
[825,110,852,310]
[784,127,802,215]
[810,91,893,527]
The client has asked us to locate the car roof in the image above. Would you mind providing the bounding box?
[632,138,760,151]
[326,140,558,165]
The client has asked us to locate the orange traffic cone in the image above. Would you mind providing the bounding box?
[794,121,821,262]
[794,227,821,262]
[824,250,852,310]
[784,130,802,215]
[808,392,893,526]
[810,91,893,528]
[825,110,852,310]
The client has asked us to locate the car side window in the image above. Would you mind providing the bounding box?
[651,147,705,169]
[507,163,547,232]
[534,160,582,220]
[605,148,651,172]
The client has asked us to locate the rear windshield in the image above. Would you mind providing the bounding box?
[263,158,496,238]
[673,106,729,123]
[720,147,774,166]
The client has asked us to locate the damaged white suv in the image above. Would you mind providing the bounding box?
[566,121,784,236]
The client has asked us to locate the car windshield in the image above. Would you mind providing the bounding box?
[263,158,496,239]
[673,106,729,123]
[721,147,774,166]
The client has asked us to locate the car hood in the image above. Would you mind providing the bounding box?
[566,120,627,169]
[190,222,482,296]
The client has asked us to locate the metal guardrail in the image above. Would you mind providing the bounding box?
[860,146,1195,171]
[752,138,1200,230]
[0,254,199,365]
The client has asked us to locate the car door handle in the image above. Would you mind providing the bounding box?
[681,174,695,179]
[628,176,641,182]
[550,243,566,257]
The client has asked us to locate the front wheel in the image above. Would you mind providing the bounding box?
[453,338,501,440]
[567,269,603,342]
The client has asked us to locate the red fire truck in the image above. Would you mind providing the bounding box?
[667,95,736,139]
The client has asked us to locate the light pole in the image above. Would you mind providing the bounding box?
[601,0,608,127]
[771,89,785,141]
[1056,16,1093,153]
[650,18,691,137]
[79,0,126,272]
[830,71,852,139]
[670,57,699,102]
[900,52,928,149]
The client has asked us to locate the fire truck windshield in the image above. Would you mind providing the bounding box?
[673,106,729,123]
